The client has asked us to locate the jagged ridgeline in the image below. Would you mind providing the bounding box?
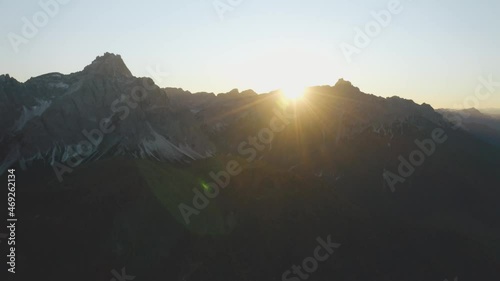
[1,53,500,280]
[1,53,448,178]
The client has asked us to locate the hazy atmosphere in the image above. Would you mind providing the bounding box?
[1,0,499,108]
[1,1,500,280]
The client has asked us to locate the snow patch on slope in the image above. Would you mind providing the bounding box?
[0,146,21,176]
[49,82,69,89]
[14,99,52,131]
[138,123,210,161]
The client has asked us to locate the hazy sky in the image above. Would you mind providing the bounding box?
[1,0,499,109]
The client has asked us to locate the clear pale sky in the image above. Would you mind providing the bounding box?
[0,0,499,109]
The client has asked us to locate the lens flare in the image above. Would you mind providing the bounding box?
[281,85,307,100]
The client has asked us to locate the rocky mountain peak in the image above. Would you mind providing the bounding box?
[333,78,362,94]
[462,107,483,116]
[83,52,133,78]
[0,74,15,84]
[334,78,355,88]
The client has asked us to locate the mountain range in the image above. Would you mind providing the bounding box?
[1,53,500,281]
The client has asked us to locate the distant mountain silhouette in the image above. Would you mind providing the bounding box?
[438,108,500,146]
[2,53,500,281]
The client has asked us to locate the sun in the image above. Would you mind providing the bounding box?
[281,85,307,100]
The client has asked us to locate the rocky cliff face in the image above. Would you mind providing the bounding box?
[0,53,472,178]
[3,53,500,281]
[0,53,216,176]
